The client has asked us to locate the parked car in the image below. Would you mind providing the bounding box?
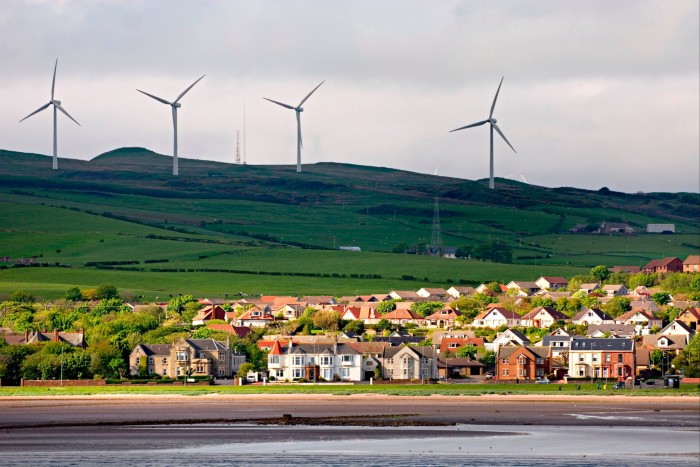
[535,378,550,384]
[645,379,656,386]
[613,382,625,389]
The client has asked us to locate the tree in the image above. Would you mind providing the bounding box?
[9,290,35,304]
[410,301,444,318]
[377,299,400,314]
[375,319,392,332]
[65,287,83,302]
[92,298,131,317]
[478,350,496,370]
[237,362,255,378]
[312,310,341,332]
[343,320,364,334]
[602,296,632,318]
[473,240,512,264]
[94,283,119,300]
[649,349,663,370]
[455,246,474,259]
[456,345,477,359]
[590,265,611,283]
[651,291,671,306]
[672,334,700,377]
[392,242,409,254]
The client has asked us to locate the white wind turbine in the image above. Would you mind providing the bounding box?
[506,166,528,184]
[19,59,80,170]
[264,81,324,173]
[137,75,205,176]
[450,77,516,189]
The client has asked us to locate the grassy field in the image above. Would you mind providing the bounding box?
[0,383,696,397]
[1,148,698,297]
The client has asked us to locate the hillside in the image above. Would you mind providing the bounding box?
[0,147,698,298]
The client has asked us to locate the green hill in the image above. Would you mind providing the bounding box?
[0,147,698,299]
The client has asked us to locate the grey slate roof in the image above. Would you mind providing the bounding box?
[570,337,634,351]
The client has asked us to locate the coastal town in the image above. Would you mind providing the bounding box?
[1,256,698,388]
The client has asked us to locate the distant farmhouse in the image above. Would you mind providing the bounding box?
[646,223,675,234]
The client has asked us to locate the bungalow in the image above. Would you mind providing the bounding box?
[488,328,531,354]
[496,346,551,381]
[192,305,227,326]
[659,320,695,345]
[416,288,448,300]
[440,337,485,354]
[446,286,475,299]
[472,307,523,328]
[682,255,700,273]
[520,306,568,328]
[438,357,485,379]
[274,303,307,320]
[602,285,628,297]
[629,300,660,314]
[571,308,614,326]
[676,308,700,330]
[388,290,420,301]
[234,307,276,327]
[615,309,662,330]
[381,345,438,381]
[631,286,651,298]
[568,337,635,381]
[587,323,637,338]
[267,340,364,382]
[4,329,86,348]
[425,307,462,328]
[382,308,425,326]
[642,257,683,274]
[535,276,568,291]
[505,281,540,297]
[578,283,601,294]
[640,334,686,355]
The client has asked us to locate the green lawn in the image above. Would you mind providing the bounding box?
[0,382,696,397]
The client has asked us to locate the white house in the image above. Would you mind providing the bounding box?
[535,276,569,291]
[472,307,522,328]
[571,308,614,325]
[267,341,364,382]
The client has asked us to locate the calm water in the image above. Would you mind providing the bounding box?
[2,424,698,466]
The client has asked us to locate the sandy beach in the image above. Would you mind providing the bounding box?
[1,394,697,428]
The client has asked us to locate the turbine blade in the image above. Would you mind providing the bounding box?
[492,122,516,153]
[19,102,51,122]
[55,103,80,126]
[51,58,58,100]
[174,74,205,103]
[489,76,504,119]
[297,110,303,148]
[263,97,295,110]
[137,89,172,106]
[298,80,324,107]
[449,120,488,132]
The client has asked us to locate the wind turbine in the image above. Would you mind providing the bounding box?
[137,75,205,176]
[264,81,324,173]
[506,165,528,184]
[450,77,516,189]
[19,59,80,170]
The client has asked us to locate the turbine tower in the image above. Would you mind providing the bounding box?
[137,75,205,176]
[19,59,80,170]
[264,81,324,173]
[450,77,516,189]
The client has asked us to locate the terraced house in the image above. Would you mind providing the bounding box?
[568,337,635,381]
[267,341,363,382]
[130,339,245,378]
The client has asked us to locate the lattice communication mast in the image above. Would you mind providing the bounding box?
[430,197,443,255]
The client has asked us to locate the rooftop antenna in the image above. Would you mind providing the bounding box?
[19,58,80,170]
[450,77,516,189]
[430,197,443,256]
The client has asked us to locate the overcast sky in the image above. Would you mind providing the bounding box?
[1,0,698,192]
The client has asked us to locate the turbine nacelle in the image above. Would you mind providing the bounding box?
[51,99,61,106]
[172,102,182,108]
[490,118,497,124]
[296,107,304,112]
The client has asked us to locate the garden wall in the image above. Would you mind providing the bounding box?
[21,379,106,387]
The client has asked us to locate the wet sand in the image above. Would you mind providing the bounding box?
[1,394,698,429]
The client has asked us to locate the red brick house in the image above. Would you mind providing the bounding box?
[682,255,700,273]
[496,346,551,381]
[641,257,683,274]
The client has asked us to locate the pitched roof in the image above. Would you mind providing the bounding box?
[185,339,230,352]
[138,343,173,356]
[643,257,682,269]
[683,255,700,265]
[572,308,614,321]
[616,309,657,322]
[570,337,634,351]
[521,306,568,321]
[269,340,283,355]
[383,309,423,320]
[475,307,521,320]
[497,345,550,360]
[206,324,252,338]
[587,323,636,337]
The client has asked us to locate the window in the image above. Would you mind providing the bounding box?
[402,368,408,376]
[605,354,611,363]
[148,357,154,364]
[502,358,508,364]
[270,355,280,364]
[617,354,623,363]
[617,367,623,376]
[135,357,140,365]
[502,369,509,376]
[342,355,353,364]
[321,356,333,366]
[292,356,303,366]
[536,369,544,377]
[162,357,167,365]
[579,355,584,362]
[578,368,584,376]
[592,355,598,362]
[519,369,526,376]
[449,343,458,348]
[198,351,207,359]
[176,351,188,362]
[219,354,226,362]
[275,370,284,378]
[292,369,303,379]
[387,358,393,364]
[536,358,544,365]
[340,368,350,378]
